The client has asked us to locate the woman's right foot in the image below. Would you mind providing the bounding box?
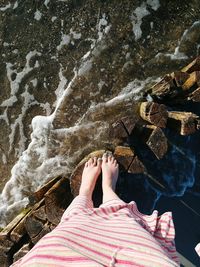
[102,153,119,192]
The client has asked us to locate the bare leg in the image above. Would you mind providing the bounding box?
[102,153,121,203]
[79,157,102,199]
[61,157,101,219]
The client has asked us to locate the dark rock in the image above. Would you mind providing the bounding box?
[140,102,168,128]
[146,126,168,159]
[167,111,199,135]
[45,177,73,225]
[25,216,44,240]
[114,146,134,170]
[13,243,31,263]
[128,156,145,174]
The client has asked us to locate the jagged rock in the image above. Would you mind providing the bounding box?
[0,238,13,253]
[150,74,175,97]
[140,102,168,128]
[10,210,31,243]
[31,223,51,245]
[110,121,128,140]
[172,71,190,87]
[32,205,47,222]
[109,116,137,146]
[0,211,28,240]
[149,57,200,102]
[25,216,44,240]
[182,71,200,90]
[145,126,168,159]
[167,111,199,135]
[188,87,200,102]
[128,156,145,174]
[113,146,135,170]
[0,252,7,267]
[13,243,32,263]
[181,56,200,73]
[33,176,62,203]
[44,177,73,225]
[120,116,137,135]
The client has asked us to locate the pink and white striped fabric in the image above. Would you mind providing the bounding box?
[195,243,200,257]
[12,196,180,267]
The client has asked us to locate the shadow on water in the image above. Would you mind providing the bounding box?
[92,124,200,215]
[106,125,200,216]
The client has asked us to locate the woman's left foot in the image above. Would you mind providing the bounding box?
[79,157,102,198]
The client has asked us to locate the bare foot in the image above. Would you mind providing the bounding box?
[102,153,119,192]
[79,157,101,198]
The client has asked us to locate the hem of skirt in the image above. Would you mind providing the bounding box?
[99,198,126,207]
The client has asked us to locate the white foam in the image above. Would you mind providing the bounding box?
[1,50,41,106]
[97,13,111,41]
[98,80,106,90]
[8,86,38,156]
[3,42,9,47]
[78,58,93,76]
[131,2,149,41]
[13,1,18,9]
[30,78,38,87]
[1,95,18,107]
[12,49,19,54]
[54,65,68,105]
[0,2,11,11]
[57,28,81,51]
[153,21,200,61]
[2,153,7,164]
[146,94,154,102]
[44,0,50,8]
[0,12,114,227]
[57,34,70,51]
[39,102,52,116]
[119,77,157,100]
[51,16,57,22]
[0,109,9,125]
[131,0,160,41]
[34,10,42,21]
[70,29,81,40]
[1,51,41,157]
[147,0,160,11]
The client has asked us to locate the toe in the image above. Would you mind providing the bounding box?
[108,155,113,162]
[93,157,97,166]
[102,153,108,163]
[97,157,102,167]
[88,158,93,165]
[85,161,89,167]
[111,156,115,163]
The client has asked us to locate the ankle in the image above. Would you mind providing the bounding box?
[79,187,92,198]
[102,185,115,194]
[102,189,120,203]
[79,192,92,199]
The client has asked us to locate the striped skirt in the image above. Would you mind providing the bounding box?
[12,196,181,267]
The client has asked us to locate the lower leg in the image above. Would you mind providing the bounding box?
[102,153,122,203]
[79,157,101,199]
[102,187,121,203]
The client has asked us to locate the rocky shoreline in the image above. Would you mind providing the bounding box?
[1,57,200,266]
